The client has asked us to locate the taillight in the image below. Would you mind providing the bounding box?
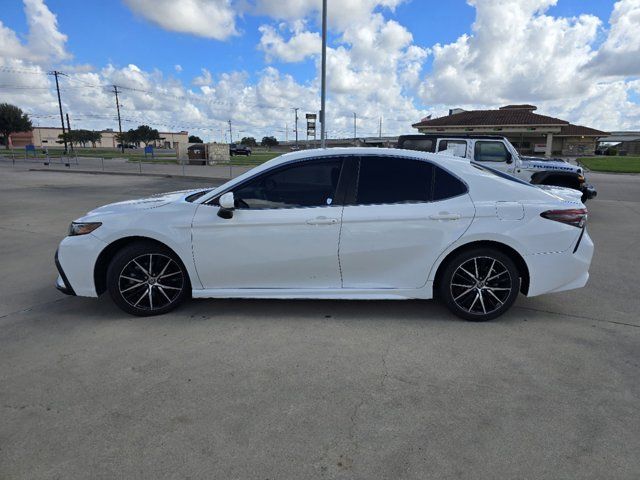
[540,208,588,228]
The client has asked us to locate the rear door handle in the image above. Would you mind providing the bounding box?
[306,216,339,225]
[429,213,461,221]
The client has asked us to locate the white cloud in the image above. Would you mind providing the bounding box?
[192,68,213,86]
[258,22,321,63]
[23,0,70,61]
[174,64,183,72]
[420,0,601,106]
[123,0,238,40]
[0,0,69,63]
[584,0,640,77]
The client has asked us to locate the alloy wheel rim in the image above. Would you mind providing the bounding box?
[118,253,184,311]
[450,256,512,316]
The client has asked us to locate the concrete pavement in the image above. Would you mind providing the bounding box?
[0,166,638,479]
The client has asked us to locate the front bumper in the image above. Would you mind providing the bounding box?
[581,183,597,200]
[55,233,106,297]
[55,249,76,296]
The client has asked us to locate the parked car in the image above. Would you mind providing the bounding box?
[230,143,251,156]
[117,143,137,149]
[55,148,593,321]
[397,134,597,202]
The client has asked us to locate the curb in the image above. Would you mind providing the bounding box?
[28,168,229,183]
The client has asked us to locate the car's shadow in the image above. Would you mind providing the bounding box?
[65,294,529,325]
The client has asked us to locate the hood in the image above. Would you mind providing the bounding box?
[83,188,207,217]
[537,184,584,203]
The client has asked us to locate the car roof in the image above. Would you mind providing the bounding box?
[263,147,471,167]
[222,147,473,187]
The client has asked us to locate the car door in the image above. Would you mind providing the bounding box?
[473,140,516,174]
[191,157,346,289]
[338,155,475,289]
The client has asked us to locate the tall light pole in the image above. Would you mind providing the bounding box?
[320,0,327,148]
[292,107,299,146]
[353,112,357,143]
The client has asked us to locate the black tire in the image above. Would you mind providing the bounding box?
[106,241,190,316]
[438,248,520,322]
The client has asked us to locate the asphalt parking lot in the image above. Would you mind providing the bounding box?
[1,166,639,479]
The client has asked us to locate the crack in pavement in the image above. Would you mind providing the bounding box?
[514,305,640,329]
[379,343,390,389]
[0,297,69,322]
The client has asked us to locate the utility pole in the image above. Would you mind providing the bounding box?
[65,113,73,152]
[292,108,299,147]
[353,112,357,143]
[320,0,327,148]
[48,70,68,154]
[379,116,383,138]
[113,85,124,153]
[228,120,233,143]
[285,123,288,143]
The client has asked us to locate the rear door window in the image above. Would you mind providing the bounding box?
[355,156,433,205]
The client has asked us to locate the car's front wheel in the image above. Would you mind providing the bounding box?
[439,248,520,321]
[106,241,190,316]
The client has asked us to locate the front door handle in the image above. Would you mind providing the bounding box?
[429,213,461,221]
[307,216,339,225]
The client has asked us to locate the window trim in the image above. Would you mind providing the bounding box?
[206,156,351,211]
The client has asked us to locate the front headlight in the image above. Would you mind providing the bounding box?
[68,222,102,236]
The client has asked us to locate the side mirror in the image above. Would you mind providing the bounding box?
[505,152,513,164]
[217,192,235,219]
[219,192,235,209]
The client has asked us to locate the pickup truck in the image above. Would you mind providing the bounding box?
[397,134,597,202]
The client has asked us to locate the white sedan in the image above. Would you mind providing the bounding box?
[55,148,593,321]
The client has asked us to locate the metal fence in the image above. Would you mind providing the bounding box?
[0,149,256,181]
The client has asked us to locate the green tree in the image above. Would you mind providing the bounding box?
[135,125,160,146]
[116,129,139,146]
[261,136,279,148]
[0,103,32,149]
[188,135,203,143]
[240,136,257,147]
[87,130,102,147]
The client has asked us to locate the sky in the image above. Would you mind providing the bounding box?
[0,0,639,142]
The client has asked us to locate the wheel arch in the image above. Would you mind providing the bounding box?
[94,236,192,295]
[432,240,530,296]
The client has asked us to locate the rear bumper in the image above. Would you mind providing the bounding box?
[581,183,597,199]
[525,230,594,297]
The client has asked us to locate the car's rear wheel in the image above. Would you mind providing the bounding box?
[439,248,520,321]
[107,241,190,316]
